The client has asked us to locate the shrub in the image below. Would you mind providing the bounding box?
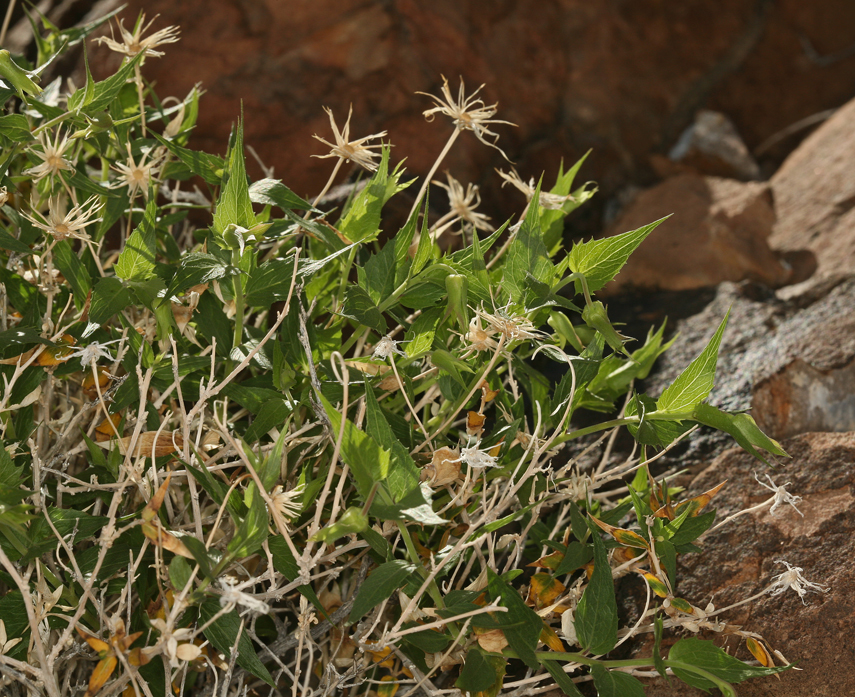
[0,11,813,697]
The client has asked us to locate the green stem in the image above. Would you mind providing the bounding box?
[561,417,636,443]
[232,249,245,353]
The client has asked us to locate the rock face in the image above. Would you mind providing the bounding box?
[69,0,855,229]
[641,277,855,466]
[642,432,855,697]
[770,94,855,298]
[601,174,790,293]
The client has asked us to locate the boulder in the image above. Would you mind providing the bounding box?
[641,432,855,697]
[771,94,855,299]
[601,174,790,293]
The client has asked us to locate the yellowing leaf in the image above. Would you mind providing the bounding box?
[669,597,694,614]
[589,514,649,550]
[528,573,565,609]
[528,551,564,571]
[540,624,565,652]
[84,655,118,697]
[674,480,727,517]
[642,572,669,598]
[746,637,774,667]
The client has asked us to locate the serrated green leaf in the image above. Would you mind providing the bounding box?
[320,393,390,499]
[542,151,592,254]
[553,540,594,576]
[167,252,232,297]
[339,148,406,244]
[360,238,397,304]
[404,306,442,357]
[626,393,694,448]
[116,197,157,281]
[657,310,729,415]
[213,114,256,236]
[349,560,417,623]
[503,182,553,303]
[248,178,311,211]
[568,217,667,293]
[200,599,275,686]
[0,114,32,142]
[342,285,386,333]
[590,663,646,697]
[169,556,193,592]
[67,46,94,113]
[244,254,298,306]
[151,132,225,185]
[243,397,292,444]
[81,50,144,115]
[575,522,618,655]
[691,403,787,465]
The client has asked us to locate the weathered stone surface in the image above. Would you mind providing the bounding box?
[642,277,855,466]
[601,174,790,293]
[771,94,855,297]
[662,109,761,180]
[641,432,855,697]
[63,0,855,231]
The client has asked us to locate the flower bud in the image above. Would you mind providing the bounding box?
[581,300,629,355]
[444,274,469,334]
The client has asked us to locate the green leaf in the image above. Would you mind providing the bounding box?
[81,50,144,114]
[200,599,275,686]
[0,227,32,255]
[341,285,386,333]
[67,46,95,113]
[169,556,193,592]
[590,664,646,697]
[25,509,108,560]
[430,348,474,387]
[226,482,269,561]
[244,397,292,444]
[691,403,787,465]
[0,114,33,142]
[503,182,553,303]
[167,253,232,297]
[554,540,594,575]
[248,178,311,211]
[0,591,28,660]
[339,148,406,244]
[245,254,298,306]
[349,560,417,622]
[542,151,592,254]
[151,132,225,185]
[116,197,157,281]
[653,614,668,680]
[456,648,498,692]
[575,522,618,655]
[668,638,789,692]
[487,568,542,670]
[52,240,91,301]
[360,238,397,304]
[657,310,729,415]
[267,535,326,614]
[404,306,442,357]
[320,393,391,499]
[213,114,256,236]
[0,328,54,360]
[542,661,585,697]
[626,393,694,449]
[568,217,667,293]
[667,510,716,546]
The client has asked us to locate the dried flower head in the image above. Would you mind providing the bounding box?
[465,315,499,353]
[0,186,8,207]
[496,168,579,210]
[313,105,388,172]
[112,144,163,199]
[22,195,103,243]
[755,471,803,517]
[434,172,492,231]
[458,443,499,469]
[477,304,545,343]
[766,560,829,604]
[147,618,201,669]
[372,335,406,361]
[418,76,516,160]
[219,576,271,615]
[66,338,124,368]
[95,13,180,62]
[0,620,22,656]
[270,483,305,525]
[23,129,75,182]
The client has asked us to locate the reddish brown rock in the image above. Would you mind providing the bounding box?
[771,95,855,298]
[53,0,855,230]
[641,432,855,697]
[601,174,790,292]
